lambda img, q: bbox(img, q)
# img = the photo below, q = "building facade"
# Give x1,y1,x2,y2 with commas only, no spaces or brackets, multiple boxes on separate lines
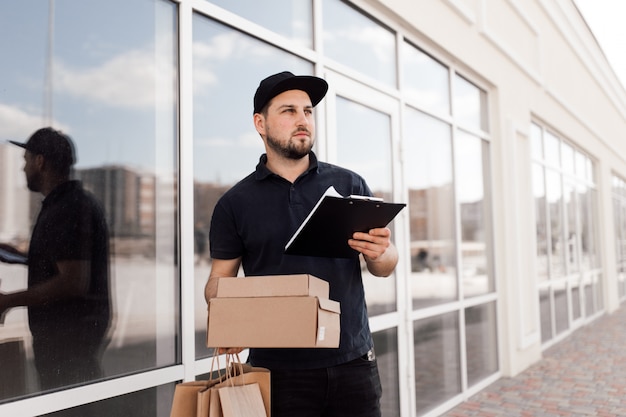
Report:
0,0,625,416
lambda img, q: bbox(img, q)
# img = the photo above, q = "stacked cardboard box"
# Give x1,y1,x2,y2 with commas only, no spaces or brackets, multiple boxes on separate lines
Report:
207,274,340,348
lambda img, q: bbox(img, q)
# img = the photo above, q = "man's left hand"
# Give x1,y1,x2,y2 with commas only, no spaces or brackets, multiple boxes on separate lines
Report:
348,227,391,260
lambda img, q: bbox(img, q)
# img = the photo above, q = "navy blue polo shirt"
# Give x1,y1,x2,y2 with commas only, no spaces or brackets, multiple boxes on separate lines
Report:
209,152,374,369
28,181,111,340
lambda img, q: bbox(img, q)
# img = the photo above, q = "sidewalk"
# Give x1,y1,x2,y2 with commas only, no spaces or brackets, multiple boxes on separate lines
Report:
442,304,626,416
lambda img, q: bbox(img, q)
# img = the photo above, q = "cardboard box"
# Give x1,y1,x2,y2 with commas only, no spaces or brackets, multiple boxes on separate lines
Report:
207,275,340,348
216,274,329,299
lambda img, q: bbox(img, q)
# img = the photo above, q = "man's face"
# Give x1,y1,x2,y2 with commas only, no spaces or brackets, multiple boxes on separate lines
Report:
259,89,316,160
23,151,43,192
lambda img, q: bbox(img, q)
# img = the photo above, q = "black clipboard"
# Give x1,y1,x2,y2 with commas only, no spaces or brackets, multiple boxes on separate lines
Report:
285,188,405,258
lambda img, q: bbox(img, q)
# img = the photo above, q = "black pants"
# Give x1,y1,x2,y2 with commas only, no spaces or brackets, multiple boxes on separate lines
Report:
269,354,382,417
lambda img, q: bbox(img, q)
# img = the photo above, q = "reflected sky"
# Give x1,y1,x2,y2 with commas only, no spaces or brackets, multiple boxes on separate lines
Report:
0,0,176,173
192,14,313,184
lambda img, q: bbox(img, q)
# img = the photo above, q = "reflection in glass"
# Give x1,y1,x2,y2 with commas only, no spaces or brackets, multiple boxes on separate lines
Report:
404,108,457,307
335,96,396,315
546,170,565,278
372,328,400,416
207,0,313,47
585,282,594,316
564,181,579,274
554,287,568,334
414,312,461,414
455,131,493,297
613,177,626,300
539,288,552,342
544,131,561,168
575,150,588,181
453,75,488,132
192,14,314,357
589,189,601,268
572,286,581,320
529,123,543,160
561,142,575,175
465,302,498,387
1,129,111,394
578,184,591,270
402,42,450,115
533,164,549,281
45,384,175,417
322,0,396,86
0,0,178,401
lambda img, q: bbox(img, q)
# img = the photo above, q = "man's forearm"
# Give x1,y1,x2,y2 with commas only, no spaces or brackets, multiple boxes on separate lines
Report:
365,243,399,277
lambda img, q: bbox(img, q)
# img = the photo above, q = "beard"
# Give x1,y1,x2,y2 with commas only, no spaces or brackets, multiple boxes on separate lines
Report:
265,129,314,160
26,171,42,192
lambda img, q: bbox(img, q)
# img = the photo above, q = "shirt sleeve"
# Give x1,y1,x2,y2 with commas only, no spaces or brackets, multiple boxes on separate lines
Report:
209,198,244,260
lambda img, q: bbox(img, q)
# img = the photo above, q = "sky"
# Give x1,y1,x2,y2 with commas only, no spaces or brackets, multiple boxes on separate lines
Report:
574,0,626,91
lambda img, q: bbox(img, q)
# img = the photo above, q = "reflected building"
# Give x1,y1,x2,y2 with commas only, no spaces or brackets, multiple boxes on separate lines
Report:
0,144,31,243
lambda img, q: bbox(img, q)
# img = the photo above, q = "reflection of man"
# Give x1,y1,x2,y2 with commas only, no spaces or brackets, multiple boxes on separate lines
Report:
0,127,111,390
205,72,398,417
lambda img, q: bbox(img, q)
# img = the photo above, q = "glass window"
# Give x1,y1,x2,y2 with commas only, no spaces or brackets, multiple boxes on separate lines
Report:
613,175,626,302
532,123,600,345
413,312,461,415
530,123,543,160
206,0,313,48
402,42,450,115
455,130,494,297
322,0,396,87
192,14,315,357
546,169,565,278
532,164,549,281
453,75,488,132
404,107,457,308
544,131,561,168
372,329,400,416
561,142,575,175
465,302,498,387
585,283,594,316
335,96,396,315
564,181,579,274
575,150,587,181
0,0,178,399
554,286,568,334
44,384,175,417
572,286,581,320
539,288,552,342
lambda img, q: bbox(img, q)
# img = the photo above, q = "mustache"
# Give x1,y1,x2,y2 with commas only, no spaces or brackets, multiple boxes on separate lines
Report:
293,127,311,135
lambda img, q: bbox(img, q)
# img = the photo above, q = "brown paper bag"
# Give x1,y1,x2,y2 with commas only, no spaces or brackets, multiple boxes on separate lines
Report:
208,387,223,417
170,355,226,417
213,362,271,417
218,383,266,417
170,354,271,417
170,380,217,417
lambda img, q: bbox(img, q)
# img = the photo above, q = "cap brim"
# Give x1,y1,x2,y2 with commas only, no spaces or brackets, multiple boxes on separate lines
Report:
269,76,328,109
8,140,27,149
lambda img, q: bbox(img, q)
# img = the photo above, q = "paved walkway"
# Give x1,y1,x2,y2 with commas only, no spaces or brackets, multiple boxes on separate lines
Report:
442,304,626,417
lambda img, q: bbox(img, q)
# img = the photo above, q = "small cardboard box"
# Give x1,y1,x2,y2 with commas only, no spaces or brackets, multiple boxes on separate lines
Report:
207,275,340,348
216,274,329,299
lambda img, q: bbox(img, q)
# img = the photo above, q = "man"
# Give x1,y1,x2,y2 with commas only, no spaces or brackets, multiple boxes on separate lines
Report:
0,127,111,390
205,71,398,417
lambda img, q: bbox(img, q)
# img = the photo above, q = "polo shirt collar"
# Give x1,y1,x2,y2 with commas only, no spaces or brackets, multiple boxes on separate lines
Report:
254,151,320,181
42,180,80,206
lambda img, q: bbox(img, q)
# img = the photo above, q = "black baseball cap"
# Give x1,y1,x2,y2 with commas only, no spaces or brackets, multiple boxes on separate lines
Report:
253,71,328,114
9,127,76,168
